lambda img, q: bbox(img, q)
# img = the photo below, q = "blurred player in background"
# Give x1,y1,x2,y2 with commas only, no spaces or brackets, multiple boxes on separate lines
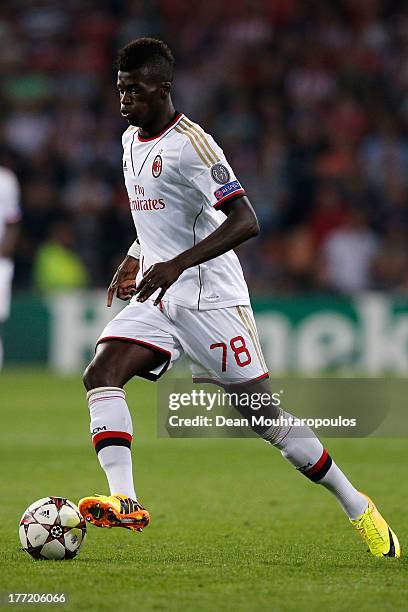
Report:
79,38,400,558
0,165,20,370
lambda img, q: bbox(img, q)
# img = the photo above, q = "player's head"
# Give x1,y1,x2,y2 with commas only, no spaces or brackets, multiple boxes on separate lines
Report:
116,37,175,127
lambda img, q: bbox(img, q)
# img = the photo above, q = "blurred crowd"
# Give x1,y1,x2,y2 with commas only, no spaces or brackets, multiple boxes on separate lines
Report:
1,0,408,295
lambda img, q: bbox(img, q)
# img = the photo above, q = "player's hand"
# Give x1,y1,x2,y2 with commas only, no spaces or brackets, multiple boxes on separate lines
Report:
135,260,183,306
107,256,140,307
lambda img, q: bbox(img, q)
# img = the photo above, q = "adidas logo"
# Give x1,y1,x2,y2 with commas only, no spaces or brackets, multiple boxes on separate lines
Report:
123,159,128,171
40,509,50,517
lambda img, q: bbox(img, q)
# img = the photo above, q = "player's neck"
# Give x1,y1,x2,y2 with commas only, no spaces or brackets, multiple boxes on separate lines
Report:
138,105,177,139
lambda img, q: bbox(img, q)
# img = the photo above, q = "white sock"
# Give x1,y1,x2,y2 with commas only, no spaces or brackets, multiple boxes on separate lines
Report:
88,386,136,500
264,410,368,519
318,462,368,519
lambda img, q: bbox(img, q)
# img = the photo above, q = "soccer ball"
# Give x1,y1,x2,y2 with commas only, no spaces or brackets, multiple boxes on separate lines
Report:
19,497,86,560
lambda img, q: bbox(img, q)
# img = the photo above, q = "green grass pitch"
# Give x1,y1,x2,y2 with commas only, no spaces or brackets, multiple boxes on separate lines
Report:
0,369,406,611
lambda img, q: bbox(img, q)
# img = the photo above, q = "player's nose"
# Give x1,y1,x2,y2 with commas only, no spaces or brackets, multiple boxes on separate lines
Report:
120,91,132,105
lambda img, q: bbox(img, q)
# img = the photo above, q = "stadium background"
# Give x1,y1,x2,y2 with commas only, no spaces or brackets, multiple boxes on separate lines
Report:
1,3,407,610
2,0,408,372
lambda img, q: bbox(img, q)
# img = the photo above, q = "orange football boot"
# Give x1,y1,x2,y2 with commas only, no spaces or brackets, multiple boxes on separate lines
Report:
78,494,150,532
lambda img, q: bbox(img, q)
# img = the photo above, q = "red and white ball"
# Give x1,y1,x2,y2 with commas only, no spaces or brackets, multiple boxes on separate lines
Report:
19,497,86,560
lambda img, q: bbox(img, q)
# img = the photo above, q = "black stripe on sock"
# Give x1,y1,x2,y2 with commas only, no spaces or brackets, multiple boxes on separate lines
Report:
95,437,131,454
309,455,333,482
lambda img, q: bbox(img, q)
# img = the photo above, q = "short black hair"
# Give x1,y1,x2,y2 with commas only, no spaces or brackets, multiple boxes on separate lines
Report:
116,37,174,82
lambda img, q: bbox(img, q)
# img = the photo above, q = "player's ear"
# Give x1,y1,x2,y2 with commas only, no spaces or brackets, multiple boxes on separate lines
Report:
160,82,171,99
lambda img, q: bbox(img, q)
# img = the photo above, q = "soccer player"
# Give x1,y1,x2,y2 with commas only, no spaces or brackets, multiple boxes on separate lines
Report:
79,38,400,558
0,165,20,369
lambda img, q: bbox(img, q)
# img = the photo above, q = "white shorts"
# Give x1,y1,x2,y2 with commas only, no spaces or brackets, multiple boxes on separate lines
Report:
97,299,268,384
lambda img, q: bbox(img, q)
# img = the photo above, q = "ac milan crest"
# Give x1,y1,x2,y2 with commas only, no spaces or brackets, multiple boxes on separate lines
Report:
152,155,162,178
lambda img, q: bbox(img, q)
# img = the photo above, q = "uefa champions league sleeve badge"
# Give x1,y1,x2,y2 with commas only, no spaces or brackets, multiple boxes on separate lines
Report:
211,163,230,185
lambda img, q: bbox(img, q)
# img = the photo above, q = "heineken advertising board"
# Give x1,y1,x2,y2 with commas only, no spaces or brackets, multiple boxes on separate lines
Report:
4,292,408,374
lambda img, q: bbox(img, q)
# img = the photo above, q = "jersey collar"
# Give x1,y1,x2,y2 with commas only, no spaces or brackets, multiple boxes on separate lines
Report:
137,112,183,142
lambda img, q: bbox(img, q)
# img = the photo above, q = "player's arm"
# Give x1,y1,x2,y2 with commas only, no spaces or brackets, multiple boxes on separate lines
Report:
0,222,20,258
135,195,259,304
107,239,140,307
174,195,259,268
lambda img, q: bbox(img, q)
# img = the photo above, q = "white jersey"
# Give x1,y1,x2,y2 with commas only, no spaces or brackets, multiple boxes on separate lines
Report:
122,112,251,310
0,166,21,245
0,166,21,322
